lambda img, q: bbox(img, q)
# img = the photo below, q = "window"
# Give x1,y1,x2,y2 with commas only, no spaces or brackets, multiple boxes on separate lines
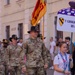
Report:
4,0,10,5
6,26,10,40
17,0,21,1
18,23,23,39
54,16,63,41
16,0,23,1
7,0,10,4
57,31,63,40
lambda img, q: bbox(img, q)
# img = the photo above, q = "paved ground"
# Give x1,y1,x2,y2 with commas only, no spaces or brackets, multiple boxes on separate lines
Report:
47,69,54,75
24,69,54,75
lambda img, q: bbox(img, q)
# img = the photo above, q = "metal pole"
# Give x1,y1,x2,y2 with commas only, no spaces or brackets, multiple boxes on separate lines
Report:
70,32,73,54
42,16,44,41
54,16,57,41
42,0,47,41
69,32,73,73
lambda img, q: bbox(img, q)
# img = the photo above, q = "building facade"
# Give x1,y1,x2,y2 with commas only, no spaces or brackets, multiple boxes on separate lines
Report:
1,0,75,49
0,0,2,40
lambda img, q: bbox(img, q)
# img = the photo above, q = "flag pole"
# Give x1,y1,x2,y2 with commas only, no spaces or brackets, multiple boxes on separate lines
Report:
68,2,74,73
69,32,73,72
42,0,46,41
70,32,73,54
42,16,44,41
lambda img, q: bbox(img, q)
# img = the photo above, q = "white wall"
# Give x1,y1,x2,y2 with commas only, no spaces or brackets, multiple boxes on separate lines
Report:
0,1,2,41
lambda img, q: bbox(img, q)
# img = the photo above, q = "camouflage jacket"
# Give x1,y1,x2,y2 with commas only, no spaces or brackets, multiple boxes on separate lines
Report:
22,37,51,68
0,47,8,65
7,44,25,67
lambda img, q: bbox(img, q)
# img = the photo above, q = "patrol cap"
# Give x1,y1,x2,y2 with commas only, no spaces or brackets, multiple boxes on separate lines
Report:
9,34,18,41
28,26,39,33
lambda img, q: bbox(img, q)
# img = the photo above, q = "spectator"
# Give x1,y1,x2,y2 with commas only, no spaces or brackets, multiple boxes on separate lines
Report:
65,37,74,54
58,37,63,43
49,37,56,69
18,38,23,47
55,37,63,55
54,41,73,75
73,42,75,47
54,42,60,56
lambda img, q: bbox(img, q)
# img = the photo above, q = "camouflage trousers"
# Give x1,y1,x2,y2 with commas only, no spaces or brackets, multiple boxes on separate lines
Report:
0,65,5,75
26,67,46,75
7,66,21,75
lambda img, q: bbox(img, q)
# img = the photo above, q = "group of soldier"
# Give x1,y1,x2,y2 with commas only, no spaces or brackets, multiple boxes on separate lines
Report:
0,26,51,75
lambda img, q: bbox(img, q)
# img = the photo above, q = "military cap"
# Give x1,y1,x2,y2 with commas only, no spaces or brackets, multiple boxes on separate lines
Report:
28,26,39,33
9,34,18,41
3,39,8,44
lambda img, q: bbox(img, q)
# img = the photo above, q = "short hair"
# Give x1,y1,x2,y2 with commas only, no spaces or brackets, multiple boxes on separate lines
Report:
65,37,70,41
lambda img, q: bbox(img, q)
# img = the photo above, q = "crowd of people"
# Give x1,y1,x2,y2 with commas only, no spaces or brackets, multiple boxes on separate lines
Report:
0,26,75,75
49,37,75,75
0,36,25,75
0,26,50,75
0,38,23,49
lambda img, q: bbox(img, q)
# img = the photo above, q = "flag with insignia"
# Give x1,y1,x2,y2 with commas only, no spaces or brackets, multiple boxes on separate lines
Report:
31,0,46,26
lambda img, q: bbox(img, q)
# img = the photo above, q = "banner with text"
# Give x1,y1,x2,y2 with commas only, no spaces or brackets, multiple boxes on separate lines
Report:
57,14,75,32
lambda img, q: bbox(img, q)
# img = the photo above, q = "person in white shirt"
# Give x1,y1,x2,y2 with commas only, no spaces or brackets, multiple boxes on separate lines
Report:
55,37,63,55
18,38,23,47
0,41,2,49
54,41,73,75
49,37,56,69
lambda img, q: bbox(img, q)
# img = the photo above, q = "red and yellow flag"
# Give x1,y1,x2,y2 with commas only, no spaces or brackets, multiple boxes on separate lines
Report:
31,0,46,26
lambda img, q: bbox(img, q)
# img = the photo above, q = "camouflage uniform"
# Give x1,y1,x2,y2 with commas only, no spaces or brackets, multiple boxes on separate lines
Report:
0,47,9,75
23,37,51,75
7,44,24,75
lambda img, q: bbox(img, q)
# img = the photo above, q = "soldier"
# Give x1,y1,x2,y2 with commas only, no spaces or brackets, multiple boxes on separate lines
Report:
22,26,51,75
7,34,25,75
0,39,9,75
